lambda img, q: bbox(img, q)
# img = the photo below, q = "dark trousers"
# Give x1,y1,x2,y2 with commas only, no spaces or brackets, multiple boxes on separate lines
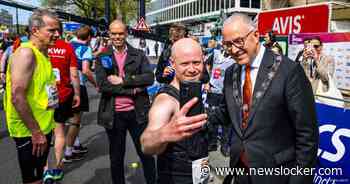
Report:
106,110,156,184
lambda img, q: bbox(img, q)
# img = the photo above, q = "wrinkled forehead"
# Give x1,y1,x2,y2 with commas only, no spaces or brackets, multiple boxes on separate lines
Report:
222,22,251,41
174,47,203,63
42,15,59,27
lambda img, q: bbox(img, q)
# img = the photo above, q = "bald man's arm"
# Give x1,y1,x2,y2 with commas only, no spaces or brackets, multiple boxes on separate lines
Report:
141,94,175,155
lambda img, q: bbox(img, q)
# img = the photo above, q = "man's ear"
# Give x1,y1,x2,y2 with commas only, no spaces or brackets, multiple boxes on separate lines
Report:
31,27,39,37
169,56,175,67
253,30,260,43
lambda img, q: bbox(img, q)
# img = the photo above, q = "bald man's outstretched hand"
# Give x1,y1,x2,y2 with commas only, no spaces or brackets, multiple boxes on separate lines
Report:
160,97,207,143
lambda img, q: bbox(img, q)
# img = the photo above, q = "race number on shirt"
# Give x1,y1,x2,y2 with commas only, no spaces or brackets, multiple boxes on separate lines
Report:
46,83,59,109
53,68,61,82
192,157,210,184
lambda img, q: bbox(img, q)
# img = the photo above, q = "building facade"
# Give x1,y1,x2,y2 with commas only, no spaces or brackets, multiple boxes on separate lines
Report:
0,9,13,31
146,0,261,26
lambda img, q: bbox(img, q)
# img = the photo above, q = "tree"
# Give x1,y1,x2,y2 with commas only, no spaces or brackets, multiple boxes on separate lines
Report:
40,0,151,23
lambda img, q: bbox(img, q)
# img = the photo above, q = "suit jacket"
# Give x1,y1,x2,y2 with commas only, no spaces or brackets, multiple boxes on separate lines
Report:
214,50,319,184
95,43,154,129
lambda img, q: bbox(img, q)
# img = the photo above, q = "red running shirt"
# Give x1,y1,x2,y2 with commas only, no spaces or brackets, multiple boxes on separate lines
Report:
48,39,78,103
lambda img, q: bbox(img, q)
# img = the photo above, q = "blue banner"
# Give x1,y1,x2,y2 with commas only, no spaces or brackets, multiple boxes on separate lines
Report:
63,22,81,32
315,103,350,184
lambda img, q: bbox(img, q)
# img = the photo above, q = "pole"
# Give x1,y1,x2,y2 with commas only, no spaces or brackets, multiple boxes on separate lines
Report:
139,0,145,20
16,7,19,34
105,0,110,24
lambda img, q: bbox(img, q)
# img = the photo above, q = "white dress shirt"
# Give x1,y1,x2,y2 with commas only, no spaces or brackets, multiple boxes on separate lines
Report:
241,45,266,94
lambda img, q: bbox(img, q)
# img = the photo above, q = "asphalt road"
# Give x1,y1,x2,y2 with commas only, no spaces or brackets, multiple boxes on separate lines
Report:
0,84,147,184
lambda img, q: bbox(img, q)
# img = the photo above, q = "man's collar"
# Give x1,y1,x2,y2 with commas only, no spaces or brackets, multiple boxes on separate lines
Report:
250,44,265,69
112,44,128,53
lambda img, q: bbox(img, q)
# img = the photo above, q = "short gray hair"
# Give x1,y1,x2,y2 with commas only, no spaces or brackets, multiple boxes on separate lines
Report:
29,9,59,33
223,13,257,31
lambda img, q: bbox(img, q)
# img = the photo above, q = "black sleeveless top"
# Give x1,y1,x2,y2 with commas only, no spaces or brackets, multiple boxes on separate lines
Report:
156,84,209,180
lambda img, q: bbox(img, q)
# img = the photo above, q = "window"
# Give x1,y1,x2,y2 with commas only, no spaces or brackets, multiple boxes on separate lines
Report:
231,0,235,8
240,0,249,8
216,0,220,10
225,0,230,9
251,0,260,8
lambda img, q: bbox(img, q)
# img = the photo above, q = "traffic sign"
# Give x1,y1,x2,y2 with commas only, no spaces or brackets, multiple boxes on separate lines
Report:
135,17,150,32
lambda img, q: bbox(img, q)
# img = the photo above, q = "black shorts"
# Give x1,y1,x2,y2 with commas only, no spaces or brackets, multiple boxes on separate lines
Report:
54,93,74,123
72,85,89,112
13,132,52,183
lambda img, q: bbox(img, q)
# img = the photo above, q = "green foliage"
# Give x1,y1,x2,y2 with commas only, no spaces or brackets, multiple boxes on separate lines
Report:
40,0,151,23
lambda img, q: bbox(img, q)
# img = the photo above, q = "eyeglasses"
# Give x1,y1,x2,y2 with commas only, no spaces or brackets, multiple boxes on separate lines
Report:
222,29,254,49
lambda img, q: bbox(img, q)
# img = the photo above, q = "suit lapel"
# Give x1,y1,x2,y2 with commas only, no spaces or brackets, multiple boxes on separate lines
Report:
245,51,275,135
225,64,243,138
124,44,137,67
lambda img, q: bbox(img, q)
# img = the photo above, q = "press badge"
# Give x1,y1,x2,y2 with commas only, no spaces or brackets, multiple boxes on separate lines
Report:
53,68,60,82
46,83,59,109
192,157,210,184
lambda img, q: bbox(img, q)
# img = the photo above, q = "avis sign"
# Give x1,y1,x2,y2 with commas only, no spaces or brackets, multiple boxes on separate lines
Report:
258,4,329,35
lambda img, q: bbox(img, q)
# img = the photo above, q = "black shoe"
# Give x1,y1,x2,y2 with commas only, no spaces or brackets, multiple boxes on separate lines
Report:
62,152,84,163
73,145,88,154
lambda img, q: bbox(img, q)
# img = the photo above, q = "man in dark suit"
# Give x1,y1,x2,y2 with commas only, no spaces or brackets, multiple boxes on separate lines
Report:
215,13,319,184
95,20,156,184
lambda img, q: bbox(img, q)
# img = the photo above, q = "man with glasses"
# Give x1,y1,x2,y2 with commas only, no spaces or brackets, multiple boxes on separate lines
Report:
212,13,318,184
95,20,156,184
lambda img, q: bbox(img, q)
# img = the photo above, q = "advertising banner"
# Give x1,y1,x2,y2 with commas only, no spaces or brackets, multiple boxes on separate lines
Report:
288,32,350,92
63,22,81,32
258,4,329,35
315,103,350,184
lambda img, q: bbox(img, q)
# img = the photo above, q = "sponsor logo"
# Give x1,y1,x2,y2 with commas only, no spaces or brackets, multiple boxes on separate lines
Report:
48,48,66,55
272,15,303,34
318,124,350,162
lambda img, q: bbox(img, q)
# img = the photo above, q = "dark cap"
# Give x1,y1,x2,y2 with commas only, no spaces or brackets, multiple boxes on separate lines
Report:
170,23,186,30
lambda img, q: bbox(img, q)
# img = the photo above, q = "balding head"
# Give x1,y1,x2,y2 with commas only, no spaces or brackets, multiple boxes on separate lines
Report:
109,20,127,31
223,13,256,33
171,38,202,60
170,38,203,82
109,19,128,49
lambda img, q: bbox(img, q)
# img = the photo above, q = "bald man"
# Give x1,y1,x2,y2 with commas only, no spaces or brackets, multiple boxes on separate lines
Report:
141,38,209,184
95,20,156,184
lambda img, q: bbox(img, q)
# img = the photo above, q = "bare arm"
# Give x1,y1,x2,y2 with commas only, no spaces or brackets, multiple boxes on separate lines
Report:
11,48,39,131
82,60,97,87
70,66,80,107
141,95,207,155
11,48,48,156
141,94,176,155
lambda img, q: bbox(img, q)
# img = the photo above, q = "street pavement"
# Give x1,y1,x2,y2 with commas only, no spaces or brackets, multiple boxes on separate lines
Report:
0,56,231,184
0,84,147,184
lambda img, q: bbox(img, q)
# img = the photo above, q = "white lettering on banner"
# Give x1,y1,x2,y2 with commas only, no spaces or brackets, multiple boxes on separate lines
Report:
48,48,66,55
318,124,350,162
272,15,303,34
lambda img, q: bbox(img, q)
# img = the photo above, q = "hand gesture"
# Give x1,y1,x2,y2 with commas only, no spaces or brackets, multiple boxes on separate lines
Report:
162,66,174,77
72,95,80,108
31,130,48,157
160,98,207,143
107,75,123,85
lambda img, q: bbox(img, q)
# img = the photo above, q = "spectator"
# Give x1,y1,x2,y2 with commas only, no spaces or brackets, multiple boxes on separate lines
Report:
4,9,59,184
95,20,156,184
